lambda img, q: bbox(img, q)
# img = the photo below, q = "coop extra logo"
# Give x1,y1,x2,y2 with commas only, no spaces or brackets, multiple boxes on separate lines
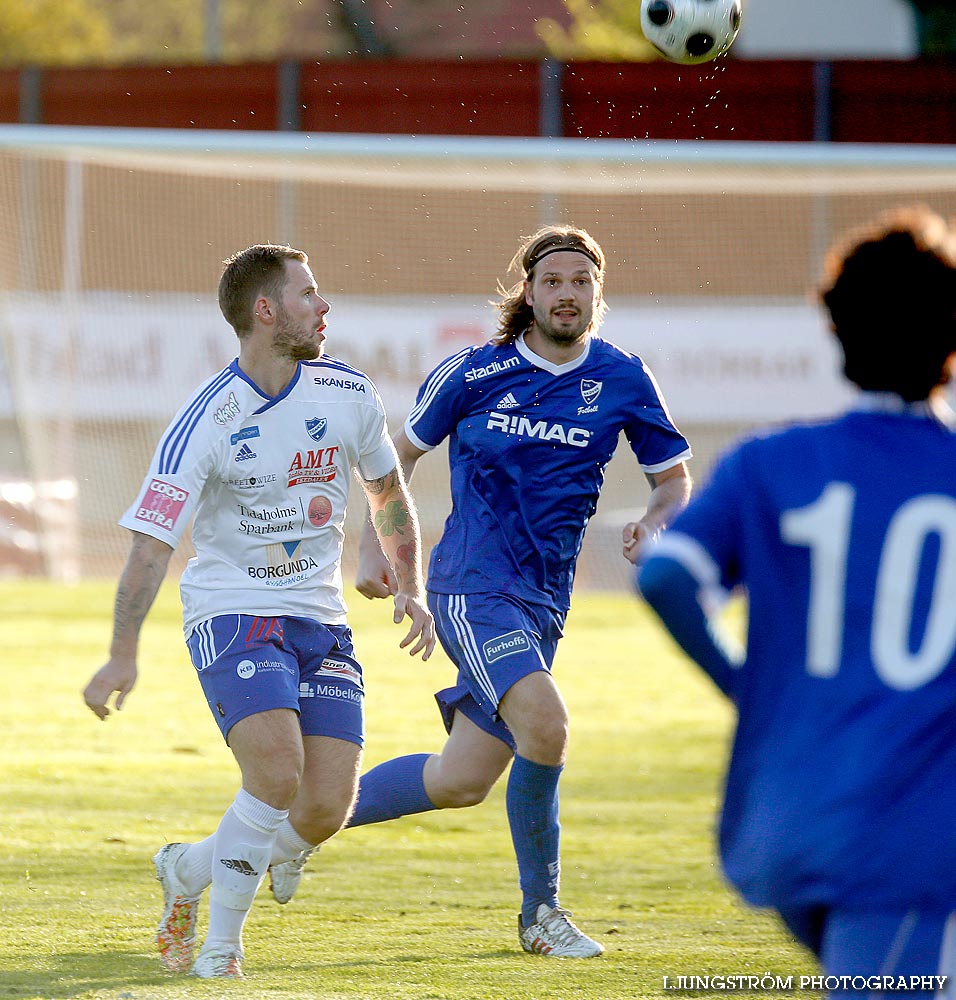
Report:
134,479,190,531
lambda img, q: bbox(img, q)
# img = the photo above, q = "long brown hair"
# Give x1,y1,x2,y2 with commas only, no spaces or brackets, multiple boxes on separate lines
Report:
493,225,608,345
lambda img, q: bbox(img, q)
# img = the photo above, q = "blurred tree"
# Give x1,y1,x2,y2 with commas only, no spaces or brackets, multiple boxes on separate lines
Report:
536,0,655,60
906,0,956,53
93,0,346,63
90,0,202,61
0,0,111,66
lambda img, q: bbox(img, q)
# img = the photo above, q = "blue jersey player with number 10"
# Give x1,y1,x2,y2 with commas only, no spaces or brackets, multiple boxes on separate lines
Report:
638,206,956,995
269,225,693,956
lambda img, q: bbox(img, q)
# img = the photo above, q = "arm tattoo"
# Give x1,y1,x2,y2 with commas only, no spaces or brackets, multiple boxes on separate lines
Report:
396,541,415,571
362,468,400,497
374,500,409,537
112,537,167,643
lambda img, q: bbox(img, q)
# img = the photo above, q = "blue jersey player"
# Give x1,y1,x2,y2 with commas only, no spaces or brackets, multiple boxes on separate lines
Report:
638,206,956,995
270,225,693,956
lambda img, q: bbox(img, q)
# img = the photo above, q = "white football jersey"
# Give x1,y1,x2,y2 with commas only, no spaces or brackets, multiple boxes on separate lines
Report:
120,356,397,632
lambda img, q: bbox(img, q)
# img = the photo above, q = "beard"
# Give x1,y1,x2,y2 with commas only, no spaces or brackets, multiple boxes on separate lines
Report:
273,306,322,361
532,303,592,346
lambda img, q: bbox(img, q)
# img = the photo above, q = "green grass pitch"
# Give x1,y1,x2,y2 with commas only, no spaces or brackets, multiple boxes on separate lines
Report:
0,580,819,999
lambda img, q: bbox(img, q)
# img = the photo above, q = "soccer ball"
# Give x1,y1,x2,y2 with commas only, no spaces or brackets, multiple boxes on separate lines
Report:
640,0,742,65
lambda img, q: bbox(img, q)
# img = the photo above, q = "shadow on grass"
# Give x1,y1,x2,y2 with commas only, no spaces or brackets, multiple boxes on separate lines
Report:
279,949,519,972
0,950,188,998
0,947,525,998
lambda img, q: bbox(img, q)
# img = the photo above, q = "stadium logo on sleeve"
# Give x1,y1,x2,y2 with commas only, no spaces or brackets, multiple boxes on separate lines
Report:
305,417,328,442
483,629,532,663
464,356,521,381
135,478,189,531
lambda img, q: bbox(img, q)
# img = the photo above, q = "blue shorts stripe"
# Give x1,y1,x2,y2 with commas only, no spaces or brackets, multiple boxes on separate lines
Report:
880,911,920,976
429,591,564,746
447,595,499,709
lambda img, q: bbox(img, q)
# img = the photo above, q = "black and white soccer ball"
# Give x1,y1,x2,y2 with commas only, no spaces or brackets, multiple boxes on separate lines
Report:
640,0,742,65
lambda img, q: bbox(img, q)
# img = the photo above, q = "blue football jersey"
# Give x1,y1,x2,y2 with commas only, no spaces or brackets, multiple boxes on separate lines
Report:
406,333,691,612
649,396,956,911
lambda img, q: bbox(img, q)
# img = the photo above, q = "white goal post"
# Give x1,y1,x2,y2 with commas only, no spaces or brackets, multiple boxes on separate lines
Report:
1,125,954,586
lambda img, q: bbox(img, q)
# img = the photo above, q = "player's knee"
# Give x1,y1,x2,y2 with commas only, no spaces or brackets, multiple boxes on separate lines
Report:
237,752,302,809
266,765,303,807
518,717,568,765
427,762,498,808
437,777,494,809
300,794,355,843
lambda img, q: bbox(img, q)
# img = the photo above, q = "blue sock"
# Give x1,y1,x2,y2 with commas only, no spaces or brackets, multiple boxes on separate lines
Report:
346,753,436,827
506,755,563,927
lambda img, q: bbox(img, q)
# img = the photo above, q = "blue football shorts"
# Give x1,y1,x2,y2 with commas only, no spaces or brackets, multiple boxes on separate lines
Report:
185,614,364,746
779,905,956,997
428,591,565,751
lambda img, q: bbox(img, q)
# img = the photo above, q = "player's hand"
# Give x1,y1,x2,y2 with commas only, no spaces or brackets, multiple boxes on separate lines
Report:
622,520,660,565
356,540,398,599
83,657,138,720
392,592,436,661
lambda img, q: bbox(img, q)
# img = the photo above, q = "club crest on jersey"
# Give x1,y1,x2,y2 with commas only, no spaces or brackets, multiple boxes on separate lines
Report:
580,379,602,405
305,417,328,442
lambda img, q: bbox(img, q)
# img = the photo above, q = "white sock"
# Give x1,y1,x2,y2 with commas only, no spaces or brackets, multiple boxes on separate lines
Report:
204,788,288,952
177,816,316,895
270,819,316,866
176,835,215,895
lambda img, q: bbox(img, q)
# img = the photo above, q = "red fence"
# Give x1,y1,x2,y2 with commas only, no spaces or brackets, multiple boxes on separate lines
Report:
3,57,955,143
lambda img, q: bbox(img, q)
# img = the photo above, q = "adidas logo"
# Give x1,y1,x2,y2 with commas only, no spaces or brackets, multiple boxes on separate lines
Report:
220,858,260,876
496,392,520,409
235,443,257,462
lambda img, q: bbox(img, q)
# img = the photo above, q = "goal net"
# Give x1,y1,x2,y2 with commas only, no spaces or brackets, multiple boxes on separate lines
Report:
1,127,955,589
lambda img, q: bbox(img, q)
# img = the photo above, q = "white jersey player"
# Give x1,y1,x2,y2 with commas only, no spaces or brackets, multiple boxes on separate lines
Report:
84,244,435,980
120,356,397,632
